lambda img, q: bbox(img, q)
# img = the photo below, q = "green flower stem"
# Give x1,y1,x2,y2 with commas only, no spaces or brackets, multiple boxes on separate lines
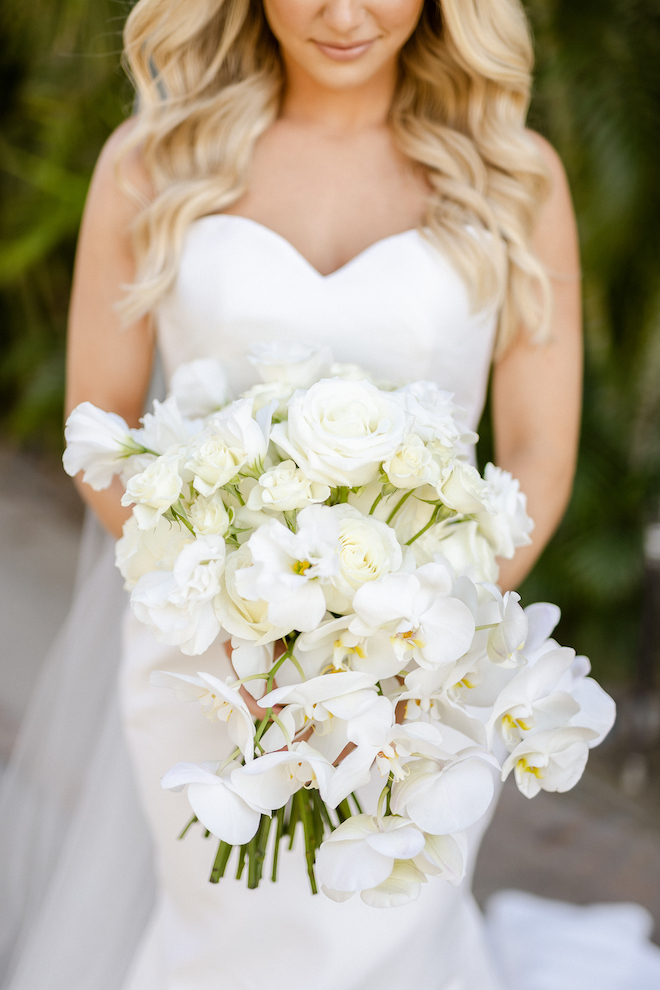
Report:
235,844,247,881
335,798,352,823
170,507,195,535
350,791,363,815
254,814,273,887
405,505,441,546
209,840,233,884
178,814,198,839
312,789,335,833
271,806,286,882
368,490,384,515
246,830,259,889
298,791,319,895
287,792,301,850
386,489,414,524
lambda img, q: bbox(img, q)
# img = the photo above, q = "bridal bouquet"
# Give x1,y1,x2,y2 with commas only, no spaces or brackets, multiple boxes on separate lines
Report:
63,344,615,908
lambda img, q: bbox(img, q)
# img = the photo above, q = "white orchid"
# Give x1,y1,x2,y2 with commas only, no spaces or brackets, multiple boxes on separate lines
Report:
235,505,339,632
271,378,409,487
396,664,488,745
248,341,332,388
121,453,184,530
130,535,226,654
316,814,426,906
161,761,263,844
563,655,616,746
295,615,405,680
502,726,598,798
390,747,496,835
168,358,229,418
483,589,529,667
413,830,468,886
62,402,145,490
246,460,330,512
150,669,255,761
231,741,335,808
228,637,274,700
351,562,475,670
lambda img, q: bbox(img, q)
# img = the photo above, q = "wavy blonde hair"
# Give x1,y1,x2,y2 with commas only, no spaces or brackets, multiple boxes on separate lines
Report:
119,0,551,354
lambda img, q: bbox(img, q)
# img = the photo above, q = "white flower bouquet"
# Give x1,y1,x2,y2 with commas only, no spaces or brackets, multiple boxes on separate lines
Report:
64,344,615,908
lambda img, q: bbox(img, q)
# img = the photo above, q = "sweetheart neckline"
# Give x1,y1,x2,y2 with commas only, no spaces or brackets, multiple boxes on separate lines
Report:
192,213,422,280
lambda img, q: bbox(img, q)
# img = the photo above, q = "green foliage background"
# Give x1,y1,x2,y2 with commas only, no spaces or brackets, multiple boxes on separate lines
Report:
0,0,659,681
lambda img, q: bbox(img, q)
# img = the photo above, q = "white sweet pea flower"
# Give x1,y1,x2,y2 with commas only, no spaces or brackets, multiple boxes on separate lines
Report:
168,358,229,418
350,562,475,670
325,505,403,609
271,379,409,487
476,463,534,559
206,396,274,473
115,515,193,590
317,814,426,905
235,505,339,632
246,460,330,512
392,382,477,448
390,748,496,834
150,670,255,762
215,544,292,645
161,761,263,844
63,402,144,490
501,726,598,798
231,741,335,809
414,519,498,583
486,647,580,750
121,453,184,530
382,434,441,490
189,493,231,536
248,341,332,387
130,535,226,655
437,461,494,515
133,396,197,454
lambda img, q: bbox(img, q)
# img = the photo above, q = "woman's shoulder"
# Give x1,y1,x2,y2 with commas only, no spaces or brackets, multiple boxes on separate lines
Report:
85,118,154,223
525,129,570,194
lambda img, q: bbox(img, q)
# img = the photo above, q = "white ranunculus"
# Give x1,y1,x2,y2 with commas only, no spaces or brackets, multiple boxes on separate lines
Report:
350,562,475,670
168,358,229,418
161,761,263,844
215,544,291,644
390,750,496,835
393,381,477,448
316,814,425,901
133,396,197,455
476,463,534,559
246,460,330,512
63,402,140,490
121,453,184,529
382,434,441,490
328,505,403,605
207,396,273,470
189,493,231,536
235,505,339,632
184,438,246,497
130,535,226,654
115,514,193,590
151,670,255,762
438,461,494,515
271,379,409,487
240,382,294,418
414,519,498,583
501,726,598,798
248,341,332,387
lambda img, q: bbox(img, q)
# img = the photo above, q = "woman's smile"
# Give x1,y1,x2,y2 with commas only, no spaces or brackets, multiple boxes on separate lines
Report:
312,38,378,60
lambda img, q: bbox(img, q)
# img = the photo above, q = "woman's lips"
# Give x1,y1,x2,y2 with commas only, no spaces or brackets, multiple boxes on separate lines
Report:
313,39,376,61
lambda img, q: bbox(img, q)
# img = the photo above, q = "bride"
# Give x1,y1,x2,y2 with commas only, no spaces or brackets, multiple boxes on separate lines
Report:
2,0,659,988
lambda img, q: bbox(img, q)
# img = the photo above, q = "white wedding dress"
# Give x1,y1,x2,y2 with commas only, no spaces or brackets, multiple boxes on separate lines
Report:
2,214,660,990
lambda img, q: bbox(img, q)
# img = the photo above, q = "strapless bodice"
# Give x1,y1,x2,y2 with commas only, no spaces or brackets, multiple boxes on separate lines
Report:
155,215,498,430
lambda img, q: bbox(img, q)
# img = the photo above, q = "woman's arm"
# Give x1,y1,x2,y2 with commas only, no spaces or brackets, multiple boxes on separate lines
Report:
492,133,582,591
65,121,155,538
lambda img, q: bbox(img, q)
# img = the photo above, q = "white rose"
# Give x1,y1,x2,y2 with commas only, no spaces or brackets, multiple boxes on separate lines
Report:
438,461,493,515
189,493,231,536
121,453,183,529
216,545,292,644
240,382,294,417
115,514,193,590
185,438,246,497
130,536,226,655
327,506,403,607
415,519,498,583
248,342,332,387
476,463,534,559
271,379,409,487
246,460,330,512
169,358,229,418
383,434,441,489
393,381,477,448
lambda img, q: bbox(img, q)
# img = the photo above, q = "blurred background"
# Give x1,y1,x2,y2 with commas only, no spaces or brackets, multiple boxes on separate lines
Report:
0,0,659,931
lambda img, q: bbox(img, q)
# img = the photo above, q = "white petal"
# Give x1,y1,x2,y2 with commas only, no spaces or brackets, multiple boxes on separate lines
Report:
365,825,425,860
315,838,393,892
188,780,262,844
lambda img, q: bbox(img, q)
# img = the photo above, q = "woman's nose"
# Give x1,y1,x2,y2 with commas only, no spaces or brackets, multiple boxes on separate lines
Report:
320,0,367,35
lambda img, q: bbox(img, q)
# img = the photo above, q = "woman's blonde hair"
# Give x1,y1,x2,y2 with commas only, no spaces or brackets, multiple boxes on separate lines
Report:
119,0,551,354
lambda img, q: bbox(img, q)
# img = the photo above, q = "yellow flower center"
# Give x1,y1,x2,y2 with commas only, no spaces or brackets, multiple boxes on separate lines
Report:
292,559,311,575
